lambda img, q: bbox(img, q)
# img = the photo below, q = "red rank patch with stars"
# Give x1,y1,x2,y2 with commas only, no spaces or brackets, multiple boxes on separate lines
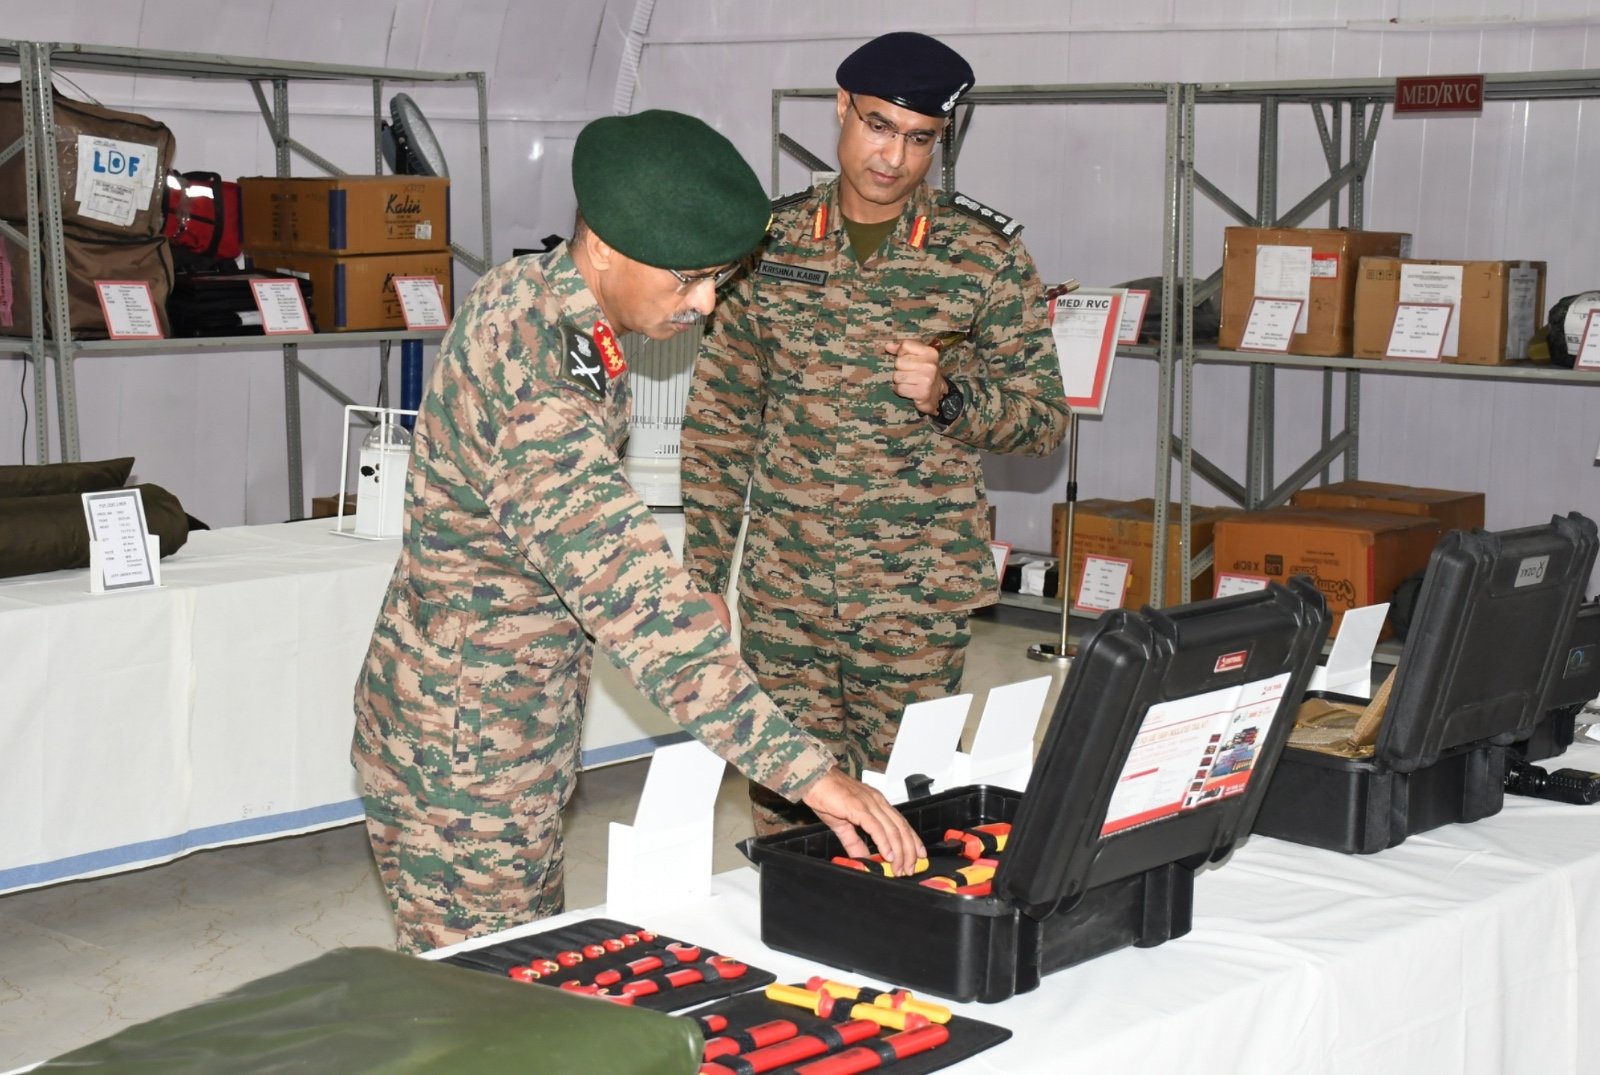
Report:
593,321,626,378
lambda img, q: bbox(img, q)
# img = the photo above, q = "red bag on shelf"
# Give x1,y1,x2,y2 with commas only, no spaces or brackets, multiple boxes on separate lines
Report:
163,170,243,260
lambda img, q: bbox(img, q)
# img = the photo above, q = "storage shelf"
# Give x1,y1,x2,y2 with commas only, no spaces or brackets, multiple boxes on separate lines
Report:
1121,343,1600,386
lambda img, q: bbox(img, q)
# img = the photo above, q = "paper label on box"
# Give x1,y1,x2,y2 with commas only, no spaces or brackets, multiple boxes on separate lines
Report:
1254,245,1312,334
1100,673,1290,837
1399,264,1464,357
1310,253,1340,279
415,222,433,241
74,136,160,227
1506,265,1540,360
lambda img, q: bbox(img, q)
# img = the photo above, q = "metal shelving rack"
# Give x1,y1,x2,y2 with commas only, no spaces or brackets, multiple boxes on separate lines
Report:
1,40,492,516
772,72,1600,613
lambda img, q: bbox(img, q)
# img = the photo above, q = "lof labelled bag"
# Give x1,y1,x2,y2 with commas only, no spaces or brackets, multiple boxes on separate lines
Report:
0,82,176,239
0,222,173,339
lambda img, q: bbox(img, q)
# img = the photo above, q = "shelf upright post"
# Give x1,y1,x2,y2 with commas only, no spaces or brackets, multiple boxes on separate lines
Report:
1247,96,1280,510
1344,99,1370,481
30,43,82,462
16,41,50,464
267,77,307,518
1178,83,1197,605
1149,82,1185,609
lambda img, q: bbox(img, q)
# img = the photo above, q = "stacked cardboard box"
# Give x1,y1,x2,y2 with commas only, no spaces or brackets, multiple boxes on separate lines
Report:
1288,480,1485,536
1052,498,1237,609
1352,258,1545,365
240,176,452,332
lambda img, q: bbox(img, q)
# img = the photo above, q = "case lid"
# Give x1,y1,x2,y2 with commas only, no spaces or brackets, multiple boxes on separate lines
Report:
1546,599,1600,711
995,578,1330,920
1377,513,1598,772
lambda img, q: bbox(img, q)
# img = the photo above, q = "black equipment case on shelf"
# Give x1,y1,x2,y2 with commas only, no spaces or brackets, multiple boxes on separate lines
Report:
742,579,1331,1003
1254,513,1598,854
1516,599,1600,762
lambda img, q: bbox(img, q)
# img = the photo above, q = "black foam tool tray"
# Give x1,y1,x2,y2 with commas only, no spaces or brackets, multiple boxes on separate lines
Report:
682,982,1011,1075
441,916,776,1013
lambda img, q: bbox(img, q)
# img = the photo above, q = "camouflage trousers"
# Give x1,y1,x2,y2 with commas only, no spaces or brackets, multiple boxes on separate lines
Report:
738,596,969,834
352,592,590,955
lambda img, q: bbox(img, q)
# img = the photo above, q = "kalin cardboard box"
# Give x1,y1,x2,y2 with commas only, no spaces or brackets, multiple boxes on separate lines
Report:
1352,258,1546,365
1211,507,1440,633
1220,227,1411,356
251,250,452,332
1052,498,1237,607
240,176,449,255
1289,480,1484,537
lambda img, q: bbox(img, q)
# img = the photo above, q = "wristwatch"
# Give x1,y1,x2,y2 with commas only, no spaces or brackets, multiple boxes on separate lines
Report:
932,380,965,427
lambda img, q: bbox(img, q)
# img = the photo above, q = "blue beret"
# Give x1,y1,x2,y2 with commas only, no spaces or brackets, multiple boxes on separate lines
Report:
835,32,974,118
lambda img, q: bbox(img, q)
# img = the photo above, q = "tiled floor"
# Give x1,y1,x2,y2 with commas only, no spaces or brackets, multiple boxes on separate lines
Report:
0,610,1068,1069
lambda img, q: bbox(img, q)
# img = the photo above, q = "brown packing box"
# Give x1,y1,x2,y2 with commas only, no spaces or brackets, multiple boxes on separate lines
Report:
1352,257,1547,365
1212,507,1442,634
1220,227,1412,356
251,251,453,332
1289,479,1485,537
240,176,449,255
1052,498,1237,608
310,493,359,519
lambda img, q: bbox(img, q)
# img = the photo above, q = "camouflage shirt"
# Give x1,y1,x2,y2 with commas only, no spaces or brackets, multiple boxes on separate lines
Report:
353,245,836,801
681,180,1069,619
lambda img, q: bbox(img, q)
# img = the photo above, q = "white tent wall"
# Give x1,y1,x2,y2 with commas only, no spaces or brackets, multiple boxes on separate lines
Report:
632,1,1600,581
1,1,1597,584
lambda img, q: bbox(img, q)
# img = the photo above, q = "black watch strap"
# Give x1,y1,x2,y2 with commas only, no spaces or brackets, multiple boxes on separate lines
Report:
932,381,965,427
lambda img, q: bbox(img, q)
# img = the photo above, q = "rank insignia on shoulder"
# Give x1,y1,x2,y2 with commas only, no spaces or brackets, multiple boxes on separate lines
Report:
560,325,606,400
593,320,626,379
947,192,1023,240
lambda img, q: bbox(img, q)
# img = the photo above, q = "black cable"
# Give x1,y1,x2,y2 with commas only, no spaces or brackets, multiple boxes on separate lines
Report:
17,357,27,463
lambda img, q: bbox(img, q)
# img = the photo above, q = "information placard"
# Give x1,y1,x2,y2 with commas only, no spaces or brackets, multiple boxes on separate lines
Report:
1384,302,1453,361
1052,287,1126,416
250,278,314,335
1117,288,1151,346
95,281,163,340
81,488,157,591
1215,573,1271,599
1575,309,1600,372
1237,297,1302,353
1073,554,1132,614
393,275,450,330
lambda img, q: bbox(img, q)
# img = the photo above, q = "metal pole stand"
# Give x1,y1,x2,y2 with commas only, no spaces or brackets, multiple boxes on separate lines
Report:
1028,411,1079,666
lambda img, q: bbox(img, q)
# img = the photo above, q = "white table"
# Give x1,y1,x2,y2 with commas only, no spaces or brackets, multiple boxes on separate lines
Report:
0,517,691,894
435,741,1600,1075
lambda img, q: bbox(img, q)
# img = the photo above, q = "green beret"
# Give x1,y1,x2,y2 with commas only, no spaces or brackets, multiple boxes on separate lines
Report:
572,110,770,270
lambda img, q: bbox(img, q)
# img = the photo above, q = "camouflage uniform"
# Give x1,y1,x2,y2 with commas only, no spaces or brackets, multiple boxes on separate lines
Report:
352,245,836,953
682,178,1069,830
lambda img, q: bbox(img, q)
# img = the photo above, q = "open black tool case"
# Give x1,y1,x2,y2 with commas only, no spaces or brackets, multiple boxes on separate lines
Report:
1254,513,1598,854
743,580,1330,1003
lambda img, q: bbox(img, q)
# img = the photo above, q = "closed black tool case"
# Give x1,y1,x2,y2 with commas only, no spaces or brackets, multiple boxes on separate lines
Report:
743,579,1330,1003
1255,513,1598,854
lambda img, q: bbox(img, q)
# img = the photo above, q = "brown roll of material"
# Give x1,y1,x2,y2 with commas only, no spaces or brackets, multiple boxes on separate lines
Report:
0,456,134,498
0,483,193,579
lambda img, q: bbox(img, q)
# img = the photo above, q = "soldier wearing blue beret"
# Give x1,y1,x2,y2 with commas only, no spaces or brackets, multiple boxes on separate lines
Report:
683,35,1069,834
352,110,923,953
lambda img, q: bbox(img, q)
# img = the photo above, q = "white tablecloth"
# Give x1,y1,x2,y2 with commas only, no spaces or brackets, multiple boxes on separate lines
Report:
434,741,1600,1075
0,517,688,894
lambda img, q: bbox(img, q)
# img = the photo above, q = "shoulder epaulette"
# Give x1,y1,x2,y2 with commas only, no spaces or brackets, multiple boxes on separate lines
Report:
770,189,812,212
943,191,1023,240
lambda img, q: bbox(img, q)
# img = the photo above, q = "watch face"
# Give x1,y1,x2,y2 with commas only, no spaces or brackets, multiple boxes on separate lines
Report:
938,386,963,423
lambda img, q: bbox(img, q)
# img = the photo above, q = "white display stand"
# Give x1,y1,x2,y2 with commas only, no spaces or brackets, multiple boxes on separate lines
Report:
332,405,417,541
605,740,726,921
1305,602,1390,699
87,535,161,594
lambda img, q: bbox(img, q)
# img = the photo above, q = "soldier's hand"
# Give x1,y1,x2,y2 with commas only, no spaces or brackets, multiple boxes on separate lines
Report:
801,768,926,876
705,593,732,633
884,339,947,416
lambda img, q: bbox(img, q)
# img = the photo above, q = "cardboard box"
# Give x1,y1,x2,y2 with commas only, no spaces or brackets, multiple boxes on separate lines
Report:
1352,257,1546,365
1289,480,1485,537
1220,227,1411,356
250,251,453,332
310,493,358,519
240,176,449,255
1212,507,1442,633
1052,498,1237,608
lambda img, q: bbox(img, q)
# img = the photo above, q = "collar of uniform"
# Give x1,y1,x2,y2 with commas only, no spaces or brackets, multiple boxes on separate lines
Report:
544,242,607,337
816,180,940,258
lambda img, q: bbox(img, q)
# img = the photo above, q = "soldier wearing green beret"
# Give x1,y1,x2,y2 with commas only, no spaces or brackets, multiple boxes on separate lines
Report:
682,34,1071,834
352,110,923,953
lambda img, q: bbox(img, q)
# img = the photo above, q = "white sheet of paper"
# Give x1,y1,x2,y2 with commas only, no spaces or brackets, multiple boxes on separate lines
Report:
250,279,313,334
1020,560,1049,597
96,282,161,339
1239,297,1302,353
1051,289,1122,416
1118,289,1151,345
1254,245,1313,334
989,541,1011,585
393,276,450,330
1506,265,1541,360
1307,602,1390,699
1576,310,1600,372
1385,302,1453,361
74,135,159,227
82,489,156,590
1075,555,1131,613
961,676,1052,791
1215,573,1270,598
1399,263,1464,357
630,739,726,829
862,695,971,803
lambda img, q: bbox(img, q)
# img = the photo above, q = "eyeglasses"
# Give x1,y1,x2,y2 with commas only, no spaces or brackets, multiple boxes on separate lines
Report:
849,96,942,157
667,263,741,294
